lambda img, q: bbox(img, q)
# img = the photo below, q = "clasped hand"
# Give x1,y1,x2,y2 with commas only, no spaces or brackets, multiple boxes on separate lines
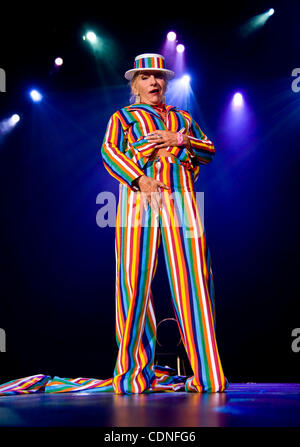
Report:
137,175,169,215
136,131,190,214
146,130,186,149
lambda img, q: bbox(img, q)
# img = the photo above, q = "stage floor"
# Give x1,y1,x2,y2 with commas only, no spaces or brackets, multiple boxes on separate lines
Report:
0,383,299,427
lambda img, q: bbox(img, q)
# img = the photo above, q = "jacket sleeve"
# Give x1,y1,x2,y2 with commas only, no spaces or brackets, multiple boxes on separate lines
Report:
187,118,215,165
101,112,145,189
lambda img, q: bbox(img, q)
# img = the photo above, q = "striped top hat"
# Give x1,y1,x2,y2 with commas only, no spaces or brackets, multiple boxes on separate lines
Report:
124,53,175,81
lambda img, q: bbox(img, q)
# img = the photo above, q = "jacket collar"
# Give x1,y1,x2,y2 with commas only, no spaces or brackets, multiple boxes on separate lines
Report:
126,103,177,120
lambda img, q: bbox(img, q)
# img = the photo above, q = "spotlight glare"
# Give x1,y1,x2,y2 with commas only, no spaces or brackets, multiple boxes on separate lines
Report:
167,31,176,41
86,31,97,43
54,57,63,66
0,114,20,135
29,89,43,102
176,44,185,53
181,74,191,85
232,92,243,107
11,114,20,125
240,8,275,37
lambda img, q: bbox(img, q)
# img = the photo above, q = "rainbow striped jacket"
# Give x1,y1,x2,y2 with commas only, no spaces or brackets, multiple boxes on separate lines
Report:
101,103,215,189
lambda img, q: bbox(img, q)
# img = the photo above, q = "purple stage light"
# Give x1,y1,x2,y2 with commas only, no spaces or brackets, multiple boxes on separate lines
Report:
167,31,176,42
161,32,177,72
176,44,185,53
218,90,256,154
54,57,63,66
232,92,244,108
174,45,186,76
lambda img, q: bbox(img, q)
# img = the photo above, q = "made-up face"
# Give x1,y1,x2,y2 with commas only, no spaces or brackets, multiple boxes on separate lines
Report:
132,71,167,105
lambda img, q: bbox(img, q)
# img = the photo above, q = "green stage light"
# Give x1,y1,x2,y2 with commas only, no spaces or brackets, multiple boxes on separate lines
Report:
86,31,97,43
82,30,104,54
240,8,275,37
83,31,98,43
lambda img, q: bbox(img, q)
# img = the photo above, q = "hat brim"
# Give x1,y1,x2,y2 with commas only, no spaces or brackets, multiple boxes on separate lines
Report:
125,68,175,81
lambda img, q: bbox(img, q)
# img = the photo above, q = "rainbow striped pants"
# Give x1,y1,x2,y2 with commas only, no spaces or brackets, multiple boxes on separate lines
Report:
113,156,228,394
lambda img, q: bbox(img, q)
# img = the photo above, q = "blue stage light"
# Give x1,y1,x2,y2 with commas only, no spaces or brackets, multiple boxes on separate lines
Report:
181,74,191,85
29,89,43,102
0,114,20,136
10,114,20,124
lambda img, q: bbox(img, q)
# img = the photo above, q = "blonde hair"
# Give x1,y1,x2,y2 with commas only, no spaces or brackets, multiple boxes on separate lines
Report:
129,71,168,104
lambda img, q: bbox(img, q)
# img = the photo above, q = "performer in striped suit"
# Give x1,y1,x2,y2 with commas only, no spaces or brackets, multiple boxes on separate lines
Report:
101,53,228,394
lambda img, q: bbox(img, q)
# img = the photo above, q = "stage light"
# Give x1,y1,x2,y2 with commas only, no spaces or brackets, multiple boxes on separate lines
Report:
174,45,186,77
0,114,20,136
29,89,43,102
167,31,176,42
232,92,244,108
240,8,275,37
10,114,20,125
176,44,185,53
82,30,104,55
161,31,177,69
219,91,256,154
181,74,191,85
166,74,193,111
86,31,97,43
54,57,63,66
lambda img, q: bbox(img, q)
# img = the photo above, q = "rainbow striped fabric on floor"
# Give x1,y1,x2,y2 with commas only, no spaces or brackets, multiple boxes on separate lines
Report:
0,366,189,396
